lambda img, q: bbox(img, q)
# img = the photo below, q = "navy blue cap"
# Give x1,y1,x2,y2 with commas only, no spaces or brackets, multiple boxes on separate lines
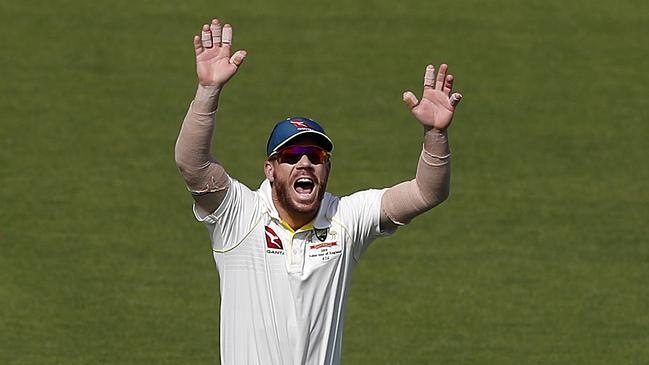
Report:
266,117,334,156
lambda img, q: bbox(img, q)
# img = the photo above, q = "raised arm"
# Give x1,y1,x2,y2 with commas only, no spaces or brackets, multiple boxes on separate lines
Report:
380,63,463,230
175,18,247,216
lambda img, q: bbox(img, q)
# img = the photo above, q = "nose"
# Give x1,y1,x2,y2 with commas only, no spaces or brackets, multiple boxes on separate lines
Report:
295,154,313,168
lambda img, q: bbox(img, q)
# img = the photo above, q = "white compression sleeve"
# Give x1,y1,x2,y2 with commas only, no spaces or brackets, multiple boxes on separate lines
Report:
381,129,451,225
174,85,230,195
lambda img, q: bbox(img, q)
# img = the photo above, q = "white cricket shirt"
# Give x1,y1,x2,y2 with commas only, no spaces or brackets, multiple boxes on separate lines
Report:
193,177,394,365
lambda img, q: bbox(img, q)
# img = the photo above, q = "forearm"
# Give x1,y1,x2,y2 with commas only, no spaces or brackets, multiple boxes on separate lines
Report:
174,85,229,195
381,128,451,225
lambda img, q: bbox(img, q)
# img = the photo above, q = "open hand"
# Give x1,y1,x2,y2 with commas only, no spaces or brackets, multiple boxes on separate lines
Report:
403,64,462,131
193,18,247,87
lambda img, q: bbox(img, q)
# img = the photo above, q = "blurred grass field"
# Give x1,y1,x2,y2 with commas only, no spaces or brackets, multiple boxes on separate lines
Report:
1,0,648,363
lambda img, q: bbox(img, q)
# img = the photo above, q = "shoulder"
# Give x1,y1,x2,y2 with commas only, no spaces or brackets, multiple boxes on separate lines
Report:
338,188,387,210
328,188,387,226
195,177,265,225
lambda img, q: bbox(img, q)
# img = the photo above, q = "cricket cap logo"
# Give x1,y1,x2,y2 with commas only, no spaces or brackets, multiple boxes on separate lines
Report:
289,119,312,130
264,226,283,250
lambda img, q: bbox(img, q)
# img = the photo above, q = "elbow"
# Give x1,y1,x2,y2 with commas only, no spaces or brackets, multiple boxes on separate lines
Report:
435,180,452,207
174,140,195,173
415,177,450,209
421,187,449,210
438,185,450,205
174,144,186,171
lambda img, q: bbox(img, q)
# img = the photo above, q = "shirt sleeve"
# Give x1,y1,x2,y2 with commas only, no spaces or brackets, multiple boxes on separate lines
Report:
336,188,396,261
193,176,261,252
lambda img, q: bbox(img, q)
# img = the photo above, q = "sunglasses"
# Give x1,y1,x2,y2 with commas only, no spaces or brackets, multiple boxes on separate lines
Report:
270,145,331,165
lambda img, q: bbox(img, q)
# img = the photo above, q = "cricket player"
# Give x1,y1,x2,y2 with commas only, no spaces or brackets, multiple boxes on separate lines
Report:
175,17,462,365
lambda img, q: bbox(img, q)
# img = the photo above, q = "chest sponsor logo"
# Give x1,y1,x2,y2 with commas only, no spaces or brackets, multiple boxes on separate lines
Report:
264,226,284,255
308,241,342,262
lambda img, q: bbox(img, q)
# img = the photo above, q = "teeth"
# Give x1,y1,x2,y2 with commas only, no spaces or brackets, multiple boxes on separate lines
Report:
297,178,313,183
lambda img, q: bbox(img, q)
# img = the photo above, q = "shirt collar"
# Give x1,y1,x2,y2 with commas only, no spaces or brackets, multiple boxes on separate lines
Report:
258,179,332,231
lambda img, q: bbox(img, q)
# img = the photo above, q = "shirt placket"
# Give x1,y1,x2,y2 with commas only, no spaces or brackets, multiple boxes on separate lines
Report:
286,231,306,274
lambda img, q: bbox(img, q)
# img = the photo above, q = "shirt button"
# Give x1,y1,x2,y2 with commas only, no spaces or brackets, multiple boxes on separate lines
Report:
293,249,298,254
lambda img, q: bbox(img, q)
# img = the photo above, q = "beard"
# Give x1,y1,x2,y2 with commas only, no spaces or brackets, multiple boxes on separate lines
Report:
273,171,327,217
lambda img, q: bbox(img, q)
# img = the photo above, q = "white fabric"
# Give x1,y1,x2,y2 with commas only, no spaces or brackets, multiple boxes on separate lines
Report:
193,177,394,365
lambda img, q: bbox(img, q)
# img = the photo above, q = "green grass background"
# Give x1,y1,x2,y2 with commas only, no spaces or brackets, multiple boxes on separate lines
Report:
1,0,648,363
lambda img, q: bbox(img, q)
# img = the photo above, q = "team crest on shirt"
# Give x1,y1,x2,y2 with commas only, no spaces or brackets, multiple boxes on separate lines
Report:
264,226,284,255
314,228,328,242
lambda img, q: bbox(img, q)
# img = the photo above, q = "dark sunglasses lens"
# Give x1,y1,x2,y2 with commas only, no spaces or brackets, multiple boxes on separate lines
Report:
277,146,329,164
280,152,301,164
306,151,329,164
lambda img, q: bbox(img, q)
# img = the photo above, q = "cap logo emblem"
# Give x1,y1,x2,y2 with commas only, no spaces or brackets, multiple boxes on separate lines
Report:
290,119,312,130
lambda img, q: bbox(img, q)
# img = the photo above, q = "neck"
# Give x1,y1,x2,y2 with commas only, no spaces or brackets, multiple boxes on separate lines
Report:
270,191,318,230
272,201,316,231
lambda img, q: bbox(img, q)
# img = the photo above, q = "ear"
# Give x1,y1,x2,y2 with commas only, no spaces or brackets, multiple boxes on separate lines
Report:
264,160,275,182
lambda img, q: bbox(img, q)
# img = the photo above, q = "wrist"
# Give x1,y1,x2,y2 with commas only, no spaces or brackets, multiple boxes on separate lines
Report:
423,127,450,156
423,125,447,133
195,84,221,100
192,84,221,114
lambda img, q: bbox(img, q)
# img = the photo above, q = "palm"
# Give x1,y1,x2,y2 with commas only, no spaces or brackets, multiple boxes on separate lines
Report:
192,19,246,87
403,64,462,131
196,45,236,86
412,89,455,130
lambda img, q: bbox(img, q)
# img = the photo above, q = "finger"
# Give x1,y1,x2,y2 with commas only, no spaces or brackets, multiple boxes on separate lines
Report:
449,92,462,108
403,91,419,109
222,24,233,48
435,63,448,90
443,74,454,95
193,35,204,56
201,24,212,48
229,50,247,67
210,19,222,46
423,64,435,89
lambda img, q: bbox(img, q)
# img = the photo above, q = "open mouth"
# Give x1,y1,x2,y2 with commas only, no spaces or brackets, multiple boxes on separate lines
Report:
294,177,315,195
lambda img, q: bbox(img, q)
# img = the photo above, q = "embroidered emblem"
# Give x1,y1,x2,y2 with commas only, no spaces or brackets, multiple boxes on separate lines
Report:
289,119,311,130
310,241,337,250
265,226,283,250
307,241,342,262
314,228,328,242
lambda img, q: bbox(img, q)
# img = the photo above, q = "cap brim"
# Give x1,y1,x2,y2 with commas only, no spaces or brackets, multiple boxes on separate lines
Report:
270,130,334,154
